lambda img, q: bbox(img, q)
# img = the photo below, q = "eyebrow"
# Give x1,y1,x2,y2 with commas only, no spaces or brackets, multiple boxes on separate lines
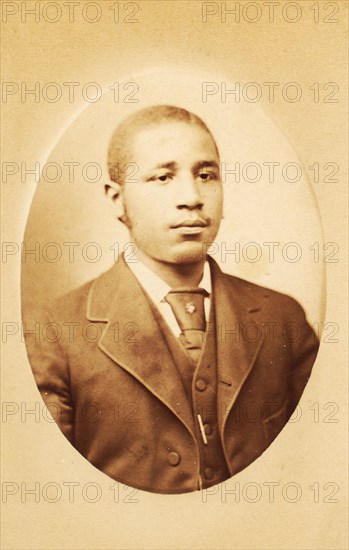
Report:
149,160,220,172
192,160,220,172
152,161,178,171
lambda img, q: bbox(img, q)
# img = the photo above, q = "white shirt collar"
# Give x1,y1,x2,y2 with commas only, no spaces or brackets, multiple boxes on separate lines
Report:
127,255,212,306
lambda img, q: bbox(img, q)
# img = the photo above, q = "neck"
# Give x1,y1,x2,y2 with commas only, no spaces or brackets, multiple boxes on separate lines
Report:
135,250,206,289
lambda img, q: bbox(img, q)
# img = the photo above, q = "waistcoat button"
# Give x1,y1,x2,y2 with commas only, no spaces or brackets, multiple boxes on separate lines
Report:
195,379,206,391
204,467,214,480
168,451,181,466
204,424,213,435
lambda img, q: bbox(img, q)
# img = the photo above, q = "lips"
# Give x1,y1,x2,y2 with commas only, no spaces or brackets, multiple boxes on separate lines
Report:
171,218,208,229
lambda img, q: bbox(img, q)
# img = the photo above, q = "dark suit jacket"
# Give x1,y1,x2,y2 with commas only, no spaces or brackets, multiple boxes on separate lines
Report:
24,256,319,494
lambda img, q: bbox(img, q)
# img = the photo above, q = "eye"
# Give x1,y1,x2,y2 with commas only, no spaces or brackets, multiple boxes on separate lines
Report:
199,173,210,181
147,173,173,183
197,170,217,182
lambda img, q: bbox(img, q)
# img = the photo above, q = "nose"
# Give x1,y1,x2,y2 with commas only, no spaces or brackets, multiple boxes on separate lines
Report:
175,175,203,210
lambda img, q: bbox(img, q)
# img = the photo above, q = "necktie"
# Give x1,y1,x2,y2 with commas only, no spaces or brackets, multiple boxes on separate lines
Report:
165,288,208,365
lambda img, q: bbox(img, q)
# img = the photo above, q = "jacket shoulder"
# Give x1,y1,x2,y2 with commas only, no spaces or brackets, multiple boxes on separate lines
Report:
37,279,93,324
223,272,308,320
46,262,123,322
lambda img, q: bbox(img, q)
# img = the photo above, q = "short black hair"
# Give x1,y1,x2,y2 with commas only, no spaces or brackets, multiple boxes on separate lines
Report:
108,105,219,185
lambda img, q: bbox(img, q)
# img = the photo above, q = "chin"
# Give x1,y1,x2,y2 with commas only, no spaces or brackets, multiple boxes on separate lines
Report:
166,242,207,264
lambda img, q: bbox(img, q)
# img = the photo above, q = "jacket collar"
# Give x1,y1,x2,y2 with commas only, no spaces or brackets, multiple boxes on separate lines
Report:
87,257,196,436
208,258,265,438
86,255,265,437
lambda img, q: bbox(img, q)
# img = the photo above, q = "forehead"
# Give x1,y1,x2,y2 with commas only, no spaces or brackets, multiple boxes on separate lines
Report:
130,121,219,166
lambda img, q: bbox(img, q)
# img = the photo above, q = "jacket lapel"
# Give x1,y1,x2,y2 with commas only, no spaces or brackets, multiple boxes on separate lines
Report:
86,259,195,436
209,258,265,439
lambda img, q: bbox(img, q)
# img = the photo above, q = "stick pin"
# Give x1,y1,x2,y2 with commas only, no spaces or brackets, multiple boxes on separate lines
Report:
185,302,196,314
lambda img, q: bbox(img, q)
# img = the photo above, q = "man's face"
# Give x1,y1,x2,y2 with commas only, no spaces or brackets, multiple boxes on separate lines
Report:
119,121,223,264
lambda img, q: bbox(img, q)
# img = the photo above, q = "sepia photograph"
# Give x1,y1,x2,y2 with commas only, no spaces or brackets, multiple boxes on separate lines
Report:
2,1,348,549
22,99,321,494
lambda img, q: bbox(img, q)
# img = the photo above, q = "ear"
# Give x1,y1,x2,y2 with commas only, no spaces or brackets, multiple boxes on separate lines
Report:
104,181,126,222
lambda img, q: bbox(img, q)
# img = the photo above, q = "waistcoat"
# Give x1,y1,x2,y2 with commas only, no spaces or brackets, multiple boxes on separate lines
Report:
147,295,230,490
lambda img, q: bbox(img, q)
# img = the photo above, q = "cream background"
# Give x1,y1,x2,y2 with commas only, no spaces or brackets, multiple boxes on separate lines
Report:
2,1,348,549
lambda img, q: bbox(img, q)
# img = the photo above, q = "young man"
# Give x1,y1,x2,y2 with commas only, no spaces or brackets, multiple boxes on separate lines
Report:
25,105,319,494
